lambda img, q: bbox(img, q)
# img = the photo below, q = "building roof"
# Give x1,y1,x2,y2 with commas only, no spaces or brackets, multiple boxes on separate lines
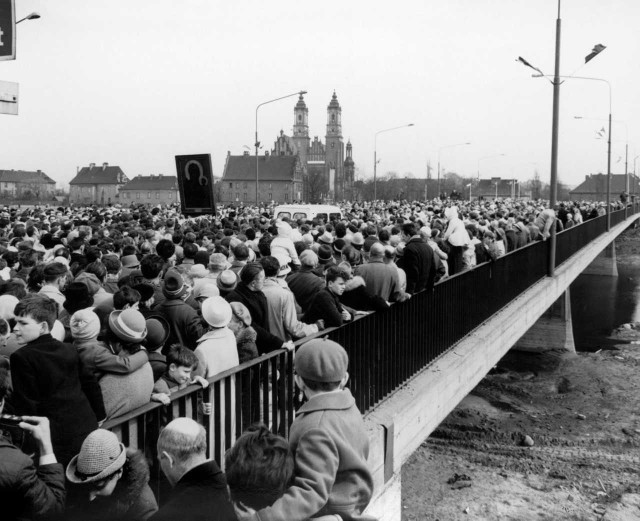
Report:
222,155,299,182
120,175,178,191
570,173,639,194
70,164,128,185
0,169,55,184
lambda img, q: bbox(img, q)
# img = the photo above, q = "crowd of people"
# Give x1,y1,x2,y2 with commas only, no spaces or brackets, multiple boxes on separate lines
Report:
0,195,624,520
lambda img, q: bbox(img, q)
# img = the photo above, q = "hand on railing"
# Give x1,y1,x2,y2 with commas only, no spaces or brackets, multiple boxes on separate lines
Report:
282,340,295,352
316,319,326,331
191,375,209,389
151,392,171,406
201,402,212,415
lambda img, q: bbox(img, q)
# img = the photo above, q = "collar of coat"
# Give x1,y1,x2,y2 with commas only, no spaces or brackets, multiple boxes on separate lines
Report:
297,388,356,415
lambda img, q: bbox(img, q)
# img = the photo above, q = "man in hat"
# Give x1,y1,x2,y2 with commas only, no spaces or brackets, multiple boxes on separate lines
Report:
154,269,205,352
152,418,236,521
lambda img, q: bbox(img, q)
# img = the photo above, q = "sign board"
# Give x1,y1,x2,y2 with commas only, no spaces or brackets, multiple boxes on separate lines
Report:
0,0,15,61
0,80,18,115
175,154,216,216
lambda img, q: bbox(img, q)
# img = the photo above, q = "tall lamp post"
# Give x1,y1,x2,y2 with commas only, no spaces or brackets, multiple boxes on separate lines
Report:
438,142,471,198
255,90,307,205
520,1,607,274
373,123,414,201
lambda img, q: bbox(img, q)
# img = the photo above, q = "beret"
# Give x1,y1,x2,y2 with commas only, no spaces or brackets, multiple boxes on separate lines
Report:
295,338,348,382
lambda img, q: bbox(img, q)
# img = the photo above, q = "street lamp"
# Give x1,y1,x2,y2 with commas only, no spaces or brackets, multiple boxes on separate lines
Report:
16,12,40,24
438,142,471,198
373,123,414,201
255,90,306,205
477,153,506,180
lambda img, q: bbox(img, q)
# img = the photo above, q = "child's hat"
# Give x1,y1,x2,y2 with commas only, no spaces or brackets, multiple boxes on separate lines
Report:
295,338,348,382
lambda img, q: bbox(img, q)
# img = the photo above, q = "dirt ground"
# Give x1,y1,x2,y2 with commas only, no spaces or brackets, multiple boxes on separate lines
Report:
401,227,640,521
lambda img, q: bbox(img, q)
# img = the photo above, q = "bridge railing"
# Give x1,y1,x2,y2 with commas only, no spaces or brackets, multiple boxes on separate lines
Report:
103,204,640,486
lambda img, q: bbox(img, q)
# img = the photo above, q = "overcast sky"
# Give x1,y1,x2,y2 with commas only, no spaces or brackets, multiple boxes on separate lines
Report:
1,0,639,190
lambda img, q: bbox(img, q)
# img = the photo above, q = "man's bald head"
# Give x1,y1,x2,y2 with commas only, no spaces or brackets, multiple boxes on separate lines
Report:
158,417,206,461
369,242,385,258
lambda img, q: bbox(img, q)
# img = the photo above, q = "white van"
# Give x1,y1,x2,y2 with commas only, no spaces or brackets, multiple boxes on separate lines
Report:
273,204,343,222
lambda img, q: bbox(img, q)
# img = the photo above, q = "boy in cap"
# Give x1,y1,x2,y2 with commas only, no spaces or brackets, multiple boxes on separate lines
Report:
251,338,373,521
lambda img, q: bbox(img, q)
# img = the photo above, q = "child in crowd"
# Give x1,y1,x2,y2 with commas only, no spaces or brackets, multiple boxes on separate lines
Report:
250,338,373,521
151,344,210,414
8,295,105,466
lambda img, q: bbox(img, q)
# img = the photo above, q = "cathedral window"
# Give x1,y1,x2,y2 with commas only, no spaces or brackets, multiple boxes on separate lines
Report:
331,114,335,122
331,142,335,148
298,114,302,121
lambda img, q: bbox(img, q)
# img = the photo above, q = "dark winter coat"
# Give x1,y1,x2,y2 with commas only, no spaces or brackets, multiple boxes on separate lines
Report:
66,449,158,521
226,283,283,354
154,298,206,353
286,268,325,314
340,276,389,312
8,334,104,466
149,460,236,521
304,287,347,328
398,237,435,294
0,434,66,521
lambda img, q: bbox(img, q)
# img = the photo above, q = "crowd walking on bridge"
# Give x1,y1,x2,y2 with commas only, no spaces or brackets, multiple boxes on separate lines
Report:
0,196,627,520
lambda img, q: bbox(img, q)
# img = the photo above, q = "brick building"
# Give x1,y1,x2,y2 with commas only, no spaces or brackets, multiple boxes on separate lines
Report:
69,163,128,205
119,175,180,205
220,153,303,204
570,173,640,201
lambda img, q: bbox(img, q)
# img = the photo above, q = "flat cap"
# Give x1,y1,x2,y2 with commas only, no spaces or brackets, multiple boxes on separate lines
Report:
295,338,348,382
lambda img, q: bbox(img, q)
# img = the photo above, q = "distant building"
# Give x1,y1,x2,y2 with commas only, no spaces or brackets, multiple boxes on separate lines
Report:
220,153,304,205
475,178,522,200
69,163,128,205
0,169,56,199
569,173,640,201
119,174,179,205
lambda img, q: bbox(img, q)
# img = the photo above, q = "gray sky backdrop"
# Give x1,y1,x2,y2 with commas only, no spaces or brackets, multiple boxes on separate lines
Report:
1,0,639,190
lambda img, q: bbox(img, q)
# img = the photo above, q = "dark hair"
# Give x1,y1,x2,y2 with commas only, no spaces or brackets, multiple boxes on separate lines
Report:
43,262,68,283
15,295,57,330
84,261,107,282
324,266,348,285
68,237,84,252
2,251,19,268
402,222,418,237
85,246,102,263
225,424,294,510
140,254,164,279
156,239,176,261
239,262,264,286
0,278,27,299
232,243,250,261
341,245,361,267
257,234,273,257
166,344,199,370
102,255,122,274
183,242,198,260
113,286,141,310
259,256,280,278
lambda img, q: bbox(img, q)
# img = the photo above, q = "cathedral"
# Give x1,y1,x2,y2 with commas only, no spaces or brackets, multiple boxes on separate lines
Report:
271,92,355,202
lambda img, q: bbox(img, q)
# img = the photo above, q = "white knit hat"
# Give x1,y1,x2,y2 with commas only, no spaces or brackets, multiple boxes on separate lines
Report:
70,309,101,341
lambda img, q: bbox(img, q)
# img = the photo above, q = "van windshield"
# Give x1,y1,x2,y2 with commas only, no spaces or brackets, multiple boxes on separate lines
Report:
329,213,341,221
293,212,307,219
277,212,291,219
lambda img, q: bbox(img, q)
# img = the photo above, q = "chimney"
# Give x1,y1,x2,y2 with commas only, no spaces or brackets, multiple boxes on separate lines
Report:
243,151,249,156
102,162,108,171
89,163,95,169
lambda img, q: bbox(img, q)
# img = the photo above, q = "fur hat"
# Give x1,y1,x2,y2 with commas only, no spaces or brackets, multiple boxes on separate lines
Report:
66,429,126,484
209,253,230,271
295,338,348,383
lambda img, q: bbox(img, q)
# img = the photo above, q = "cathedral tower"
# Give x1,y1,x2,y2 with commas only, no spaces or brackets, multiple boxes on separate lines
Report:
292,93,310,166
325,91,345,200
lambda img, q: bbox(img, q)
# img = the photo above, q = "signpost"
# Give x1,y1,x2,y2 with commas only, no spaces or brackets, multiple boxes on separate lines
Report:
0,0,15,61
175,154,216,216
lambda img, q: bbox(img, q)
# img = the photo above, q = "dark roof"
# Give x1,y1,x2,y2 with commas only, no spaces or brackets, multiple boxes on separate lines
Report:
222,155,299,181
0,169,55,184
570,174,639,194
121,175,178,191
70,165,128,185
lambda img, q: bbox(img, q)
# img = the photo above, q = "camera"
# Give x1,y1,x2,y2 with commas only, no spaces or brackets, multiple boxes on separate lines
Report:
0,414,33,452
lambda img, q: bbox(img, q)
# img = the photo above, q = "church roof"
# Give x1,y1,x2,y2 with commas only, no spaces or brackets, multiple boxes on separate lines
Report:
121,175,178,191
295,93,307,110
223,155,299,181
328,91,341,109
70,164,128,185
0,169,55,184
